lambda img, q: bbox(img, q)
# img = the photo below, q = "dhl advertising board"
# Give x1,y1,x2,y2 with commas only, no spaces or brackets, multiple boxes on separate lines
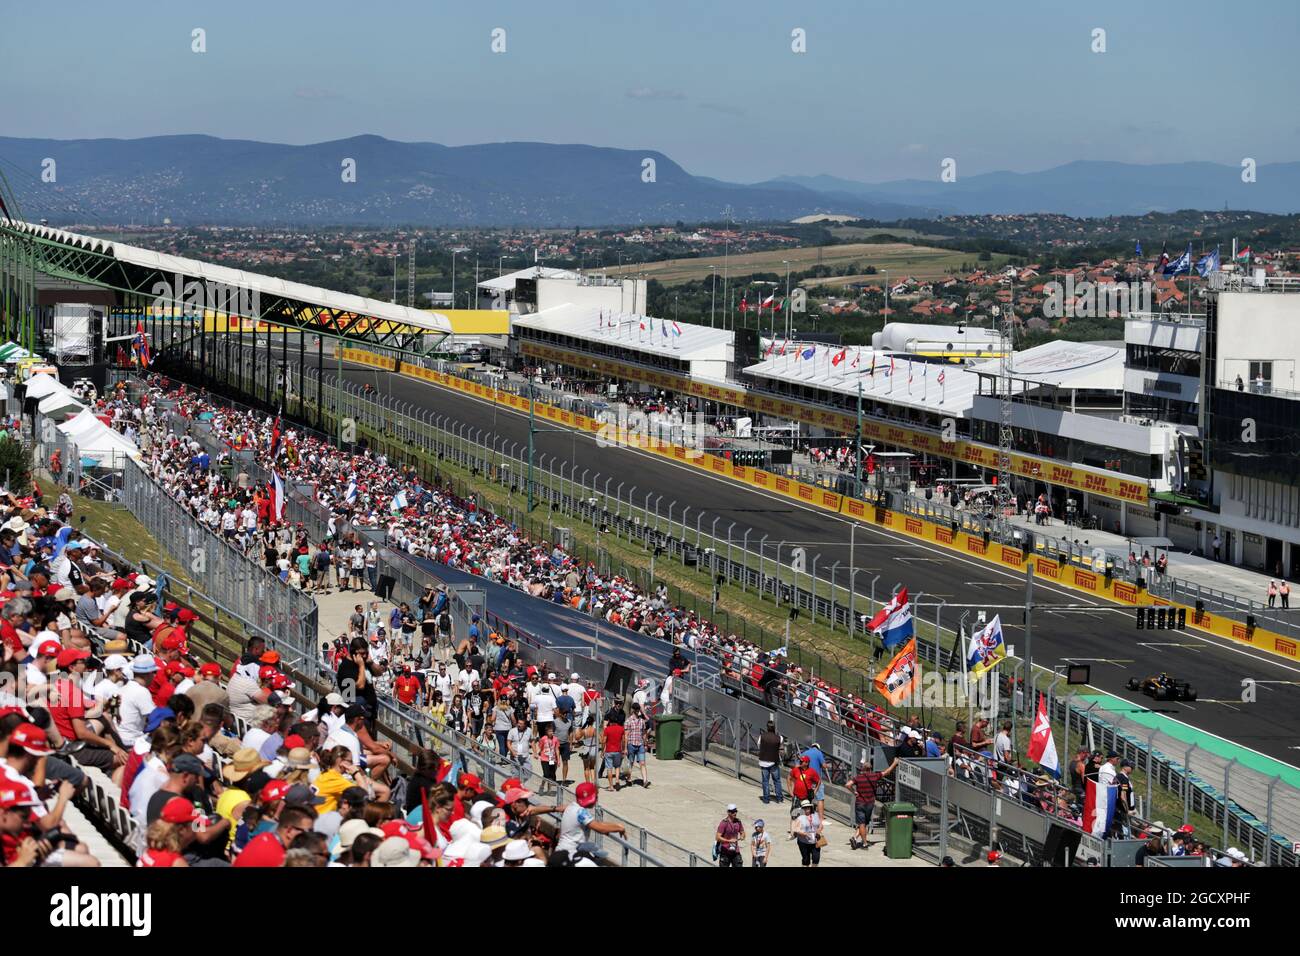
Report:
518,341,1146,505
341,347,1294,662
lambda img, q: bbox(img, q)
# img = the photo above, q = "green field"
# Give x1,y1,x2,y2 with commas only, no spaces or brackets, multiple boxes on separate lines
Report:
604,242,987,286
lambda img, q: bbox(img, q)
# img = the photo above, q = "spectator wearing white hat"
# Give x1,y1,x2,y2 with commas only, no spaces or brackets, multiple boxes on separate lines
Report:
117,656,159,747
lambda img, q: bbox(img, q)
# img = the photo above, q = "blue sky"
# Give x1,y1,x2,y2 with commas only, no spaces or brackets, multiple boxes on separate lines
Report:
3,0,1298,183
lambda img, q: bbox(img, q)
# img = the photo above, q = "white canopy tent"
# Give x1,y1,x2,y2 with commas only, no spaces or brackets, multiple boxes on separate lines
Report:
24,372,66,400
56,409,139,466
38,389,84,417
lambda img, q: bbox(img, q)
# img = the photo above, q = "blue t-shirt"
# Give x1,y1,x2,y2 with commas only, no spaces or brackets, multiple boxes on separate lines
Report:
925,740,943,758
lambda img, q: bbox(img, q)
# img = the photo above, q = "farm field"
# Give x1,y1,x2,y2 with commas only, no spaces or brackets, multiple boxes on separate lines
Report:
604,241,995,285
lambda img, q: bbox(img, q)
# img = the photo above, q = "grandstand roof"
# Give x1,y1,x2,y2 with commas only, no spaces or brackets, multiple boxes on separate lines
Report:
513,304,733,362
477,266,583,292
968,339,1125,390
9,221,452,333
745,345,980,416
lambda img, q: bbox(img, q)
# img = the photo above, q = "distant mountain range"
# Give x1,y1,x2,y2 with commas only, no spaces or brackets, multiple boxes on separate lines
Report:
2,135,1297,226
0,134,930,227
767,160,1300,218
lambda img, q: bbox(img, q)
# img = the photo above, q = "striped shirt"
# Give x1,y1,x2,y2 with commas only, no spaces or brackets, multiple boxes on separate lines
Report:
624,715,646,748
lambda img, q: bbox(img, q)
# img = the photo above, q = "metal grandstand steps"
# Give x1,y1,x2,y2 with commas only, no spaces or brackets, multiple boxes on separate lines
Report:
62,794,131,867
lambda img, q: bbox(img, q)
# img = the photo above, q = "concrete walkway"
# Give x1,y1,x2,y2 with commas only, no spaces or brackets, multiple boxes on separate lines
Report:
309,583,932,867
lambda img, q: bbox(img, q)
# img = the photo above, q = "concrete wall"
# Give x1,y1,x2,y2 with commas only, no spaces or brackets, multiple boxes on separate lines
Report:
1216,292,1300,391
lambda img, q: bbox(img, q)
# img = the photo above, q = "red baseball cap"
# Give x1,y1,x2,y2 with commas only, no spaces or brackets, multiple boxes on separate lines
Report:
260,780,293,804
160,797,200,824
199,663,222,678
9,722,53,756
987,850,1002,863
502,787,533,804
56,647,91,669
458,773,482,791
176,609,199,623
381,820,414,838
0,784,39,811
502,777,522,792
163,602,179,612
258,665,279,681
36,639,62,658
575,782,598,808
110,578,133,591
283,734,306,750
271,673,293,691
160,633,184,651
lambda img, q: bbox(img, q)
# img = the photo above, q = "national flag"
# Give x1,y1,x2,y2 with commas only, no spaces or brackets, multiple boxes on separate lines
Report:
1162,243,1192,277
1156,241,1169,271
869,354,876,376
764,340,775,358
344,478,358,505
268,414,282,460
131,320,151,369
908,360,914,385
850,352,859,369
779,340,787,356
1195,246,1220,277
739,296,748,313
966,614,1006,678
662,320,669,338
1083,776,1117,838
672,321,681,336
391,488,408,513
800,346,816,361
639,319,646,332
269,471,285,523
760,295,776,309
1235,246,1252,262
866,587,914,649
831,348,848,367
873,638,920,706
1027,693,1060,778
1135,239,1142,258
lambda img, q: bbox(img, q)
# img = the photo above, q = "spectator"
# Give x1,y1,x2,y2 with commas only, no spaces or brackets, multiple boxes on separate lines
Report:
750,818,771,868
757,721,784,805
715,803,744,868
792,800,824,867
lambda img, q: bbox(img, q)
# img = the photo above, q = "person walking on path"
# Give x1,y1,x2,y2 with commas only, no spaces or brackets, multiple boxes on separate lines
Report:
758,722,784,805
750,819,772,867
1212,533,1222,561
1268,581,1278,608
715,803,744,868
846,759,891,850
1282,581,1292,609
793,800,825,867
787,756,820,837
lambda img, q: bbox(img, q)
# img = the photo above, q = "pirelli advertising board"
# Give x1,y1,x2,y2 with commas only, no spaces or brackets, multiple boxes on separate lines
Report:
517,341,1148,505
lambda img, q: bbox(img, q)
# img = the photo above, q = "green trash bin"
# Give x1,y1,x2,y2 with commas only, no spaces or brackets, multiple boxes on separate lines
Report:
884,802,916,859
655,714,684,760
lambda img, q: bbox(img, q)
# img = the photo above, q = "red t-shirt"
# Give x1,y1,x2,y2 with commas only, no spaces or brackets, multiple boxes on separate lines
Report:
48,678,87,742
394,675,420,705
790,767,820,799
233,832,286,868
139,848,184,868
1,619,23,655
602,724,625,754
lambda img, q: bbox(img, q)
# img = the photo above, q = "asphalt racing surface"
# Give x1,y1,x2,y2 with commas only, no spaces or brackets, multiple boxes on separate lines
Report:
338,360,1300,765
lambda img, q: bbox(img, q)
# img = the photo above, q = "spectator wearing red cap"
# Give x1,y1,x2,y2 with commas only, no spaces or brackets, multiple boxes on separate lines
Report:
3,723,83,853
24,638,61,690
555,782,625,857
49,649,129,783
186,662,229,714
149,633,186,707
0,782,48,867
139,797,197,867
233,803,314,867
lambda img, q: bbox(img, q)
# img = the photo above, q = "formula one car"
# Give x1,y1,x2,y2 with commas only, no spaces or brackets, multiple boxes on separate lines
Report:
1126,672,1197,702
